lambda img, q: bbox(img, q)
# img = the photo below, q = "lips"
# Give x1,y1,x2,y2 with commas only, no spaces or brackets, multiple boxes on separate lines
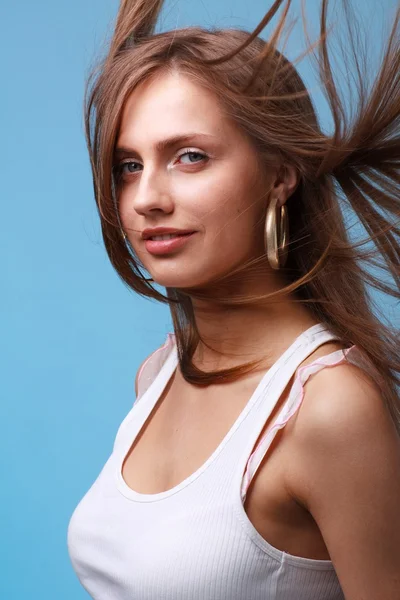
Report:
144,231,196,255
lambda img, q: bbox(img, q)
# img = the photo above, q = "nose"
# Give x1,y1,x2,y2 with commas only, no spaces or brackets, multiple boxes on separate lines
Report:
131,167,174,216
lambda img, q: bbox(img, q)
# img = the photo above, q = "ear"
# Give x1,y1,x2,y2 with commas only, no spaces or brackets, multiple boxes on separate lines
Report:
271,164,300,207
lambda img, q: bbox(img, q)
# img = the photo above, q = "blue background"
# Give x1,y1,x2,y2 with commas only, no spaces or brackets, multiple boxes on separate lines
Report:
1,1,398,598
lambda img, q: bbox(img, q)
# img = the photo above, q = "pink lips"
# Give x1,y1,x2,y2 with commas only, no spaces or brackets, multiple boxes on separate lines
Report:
144,232,196,255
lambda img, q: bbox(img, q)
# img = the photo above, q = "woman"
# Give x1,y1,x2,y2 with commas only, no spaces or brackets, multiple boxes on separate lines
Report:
67,1,400,598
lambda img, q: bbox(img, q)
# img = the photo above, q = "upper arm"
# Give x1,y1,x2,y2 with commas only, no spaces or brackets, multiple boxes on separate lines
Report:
287,363,400,600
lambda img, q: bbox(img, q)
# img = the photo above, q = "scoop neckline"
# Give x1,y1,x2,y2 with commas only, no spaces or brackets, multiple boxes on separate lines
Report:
114,322,328,503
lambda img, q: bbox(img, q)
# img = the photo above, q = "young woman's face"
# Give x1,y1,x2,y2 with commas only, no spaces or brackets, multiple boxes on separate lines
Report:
116,70,271,289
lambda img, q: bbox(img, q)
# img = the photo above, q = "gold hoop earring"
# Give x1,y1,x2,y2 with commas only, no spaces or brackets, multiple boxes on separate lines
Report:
264,196,289,270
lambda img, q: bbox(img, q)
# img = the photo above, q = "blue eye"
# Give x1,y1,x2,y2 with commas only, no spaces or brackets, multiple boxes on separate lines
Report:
179,151,207,164
121,162,141,174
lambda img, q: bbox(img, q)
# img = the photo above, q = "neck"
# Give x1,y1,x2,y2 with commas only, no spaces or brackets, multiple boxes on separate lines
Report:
188,273,318,371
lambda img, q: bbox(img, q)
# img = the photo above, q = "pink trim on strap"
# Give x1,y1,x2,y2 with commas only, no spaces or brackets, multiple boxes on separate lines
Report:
240,345,360,501
137,333,175,382
136,333,176,400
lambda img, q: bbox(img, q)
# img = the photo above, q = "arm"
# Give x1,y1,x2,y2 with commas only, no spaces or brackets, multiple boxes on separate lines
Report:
286,363,400,600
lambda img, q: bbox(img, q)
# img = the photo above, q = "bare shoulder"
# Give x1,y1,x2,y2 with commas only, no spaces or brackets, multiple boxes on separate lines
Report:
283,350,400,507
291,354,388,439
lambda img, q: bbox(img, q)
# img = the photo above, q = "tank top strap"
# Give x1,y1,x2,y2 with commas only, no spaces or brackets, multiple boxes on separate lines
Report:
239,326,344,501
136,333,176,402
112,334,176,454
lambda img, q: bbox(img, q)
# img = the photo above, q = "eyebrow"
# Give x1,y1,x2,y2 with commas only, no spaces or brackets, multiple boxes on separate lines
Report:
114,132,218,156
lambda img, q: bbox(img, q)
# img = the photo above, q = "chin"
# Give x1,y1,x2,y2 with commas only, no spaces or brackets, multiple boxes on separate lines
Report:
149,267,216,290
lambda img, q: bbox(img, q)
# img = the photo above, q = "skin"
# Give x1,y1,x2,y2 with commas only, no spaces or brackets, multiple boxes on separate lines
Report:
116,69,317,369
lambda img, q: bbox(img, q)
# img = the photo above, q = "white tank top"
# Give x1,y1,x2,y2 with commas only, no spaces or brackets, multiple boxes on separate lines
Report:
67,323,370,599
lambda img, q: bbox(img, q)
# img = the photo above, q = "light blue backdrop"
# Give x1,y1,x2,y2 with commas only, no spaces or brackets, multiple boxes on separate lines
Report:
1,1,398,598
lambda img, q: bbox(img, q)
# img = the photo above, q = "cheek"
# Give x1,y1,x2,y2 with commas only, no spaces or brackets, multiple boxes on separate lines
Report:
118,189,132,225
118,190,142,244
198,166,264,245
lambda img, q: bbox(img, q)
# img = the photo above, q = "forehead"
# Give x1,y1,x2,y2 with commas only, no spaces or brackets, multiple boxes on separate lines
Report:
117,71,228,145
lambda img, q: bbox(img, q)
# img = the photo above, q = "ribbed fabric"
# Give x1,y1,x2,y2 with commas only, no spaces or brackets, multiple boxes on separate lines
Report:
67,323,369,599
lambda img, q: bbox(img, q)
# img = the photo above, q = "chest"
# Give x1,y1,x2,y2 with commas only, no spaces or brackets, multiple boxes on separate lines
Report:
121,367,331,561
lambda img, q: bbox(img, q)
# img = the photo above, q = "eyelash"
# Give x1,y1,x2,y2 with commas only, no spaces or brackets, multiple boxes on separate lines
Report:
115,148,209,178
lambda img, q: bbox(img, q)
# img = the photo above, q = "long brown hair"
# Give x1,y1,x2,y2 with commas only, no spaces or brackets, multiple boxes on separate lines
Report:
84,0,400,433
